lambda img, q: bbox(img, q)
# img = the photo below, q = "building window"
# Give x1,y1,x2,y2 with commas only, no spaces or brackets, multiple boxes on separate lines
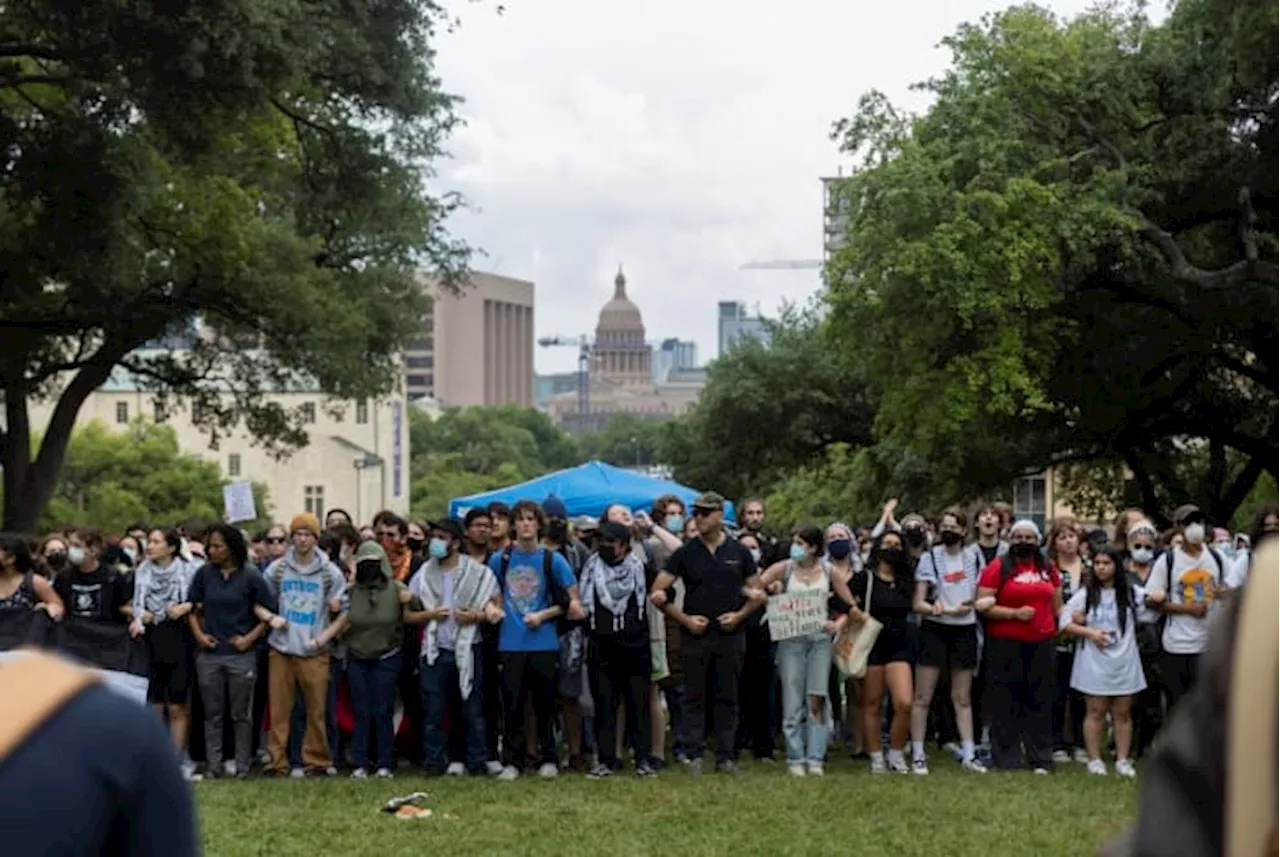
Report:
115,401,129,424
406,374,429,389
153,400,167,423
228,453,241,477
300,402,316,424
406,355,433,369
356,399,369,424
304,485,325,520
1014,474,1048,533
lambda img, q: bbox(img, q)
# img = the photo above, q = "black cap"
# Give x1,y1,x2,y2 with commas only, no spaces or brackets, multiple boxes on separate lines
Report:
1173,504,1205,526
597,521,631,545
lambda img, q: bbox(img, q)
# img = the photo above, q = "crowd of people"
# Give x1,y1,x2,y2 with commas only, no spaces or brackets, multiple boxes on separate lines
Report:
0,492,1274,783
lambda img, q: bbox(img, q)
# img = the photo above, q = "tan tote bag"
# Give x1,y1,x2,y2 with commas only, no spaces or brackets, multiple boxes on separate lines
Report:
833,570,884,679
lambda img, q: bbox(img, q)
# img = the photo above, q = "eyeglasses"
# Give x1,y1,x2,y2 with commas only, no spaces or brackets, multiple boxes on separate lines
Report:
265,537,286,545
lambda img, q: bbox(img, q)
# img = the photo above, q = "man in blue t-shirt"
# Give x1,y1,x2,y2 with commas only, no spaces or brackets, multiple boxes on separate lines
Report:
488,499,582,781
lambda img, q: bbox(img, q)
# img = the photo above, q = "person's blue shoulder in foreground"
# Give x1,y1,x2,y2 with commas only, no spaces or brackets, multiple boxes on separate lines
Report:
0,684,199,856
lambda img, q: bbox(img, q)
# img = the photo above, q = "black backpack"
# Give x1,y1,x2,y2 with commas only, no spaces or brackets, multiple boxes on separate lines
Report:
496,546,571,634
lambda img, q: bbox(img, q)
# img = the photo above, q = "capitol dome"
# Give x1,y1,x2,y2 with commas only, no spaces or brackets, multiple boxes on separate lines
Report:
596,267,645,340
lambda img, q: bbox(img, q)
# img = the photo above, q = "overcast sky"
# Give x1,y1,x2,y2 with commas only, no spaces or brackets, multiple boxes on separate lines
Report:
433,0,1097,374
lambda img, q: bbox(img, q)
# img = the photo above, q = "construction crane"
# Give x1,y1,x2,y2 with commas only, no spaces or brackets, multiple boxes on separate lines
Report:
739,259,823,271
537,334,593,416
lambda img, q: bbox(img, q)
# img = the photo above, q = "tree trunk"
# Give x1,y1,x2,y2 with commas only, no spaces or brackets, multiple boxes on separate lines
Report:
1211,455,1267,528
2,364,113,532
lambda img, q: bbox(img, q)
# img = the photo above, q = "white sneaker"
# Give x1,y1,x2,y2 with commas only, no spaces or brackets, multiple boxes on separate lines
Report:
806,762,824,777
888,755,910,775
870,755,887,774
446,762,465,777
912,758,929,776
1032,767,1051,775
962,758,988,774
375,768,393,779
225,760,238,776
323,766,338,777
1115,759,1136,779
1052,750,1071,764
537,762,558,779
485,760,504,776
1087,759,1109,776
350,768,368,780
1073,748,1091,764
788,763,806,777
497,765,520,782
289,767,306,779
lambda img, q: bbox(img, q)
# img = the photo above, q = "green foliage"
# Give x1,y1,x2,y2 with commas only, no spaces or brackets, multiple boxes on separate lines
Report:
764,444,884,533
0,0,469,530
29,421,270,534
579,413,669,469
1230,472,1279,533
664,303,876,503
408,406,581,521
825,0,1277,523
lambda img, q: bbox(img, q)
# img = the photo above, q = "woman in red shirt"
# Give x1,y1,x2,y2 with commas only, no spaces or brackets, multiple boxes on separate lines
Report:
975,519,1063,773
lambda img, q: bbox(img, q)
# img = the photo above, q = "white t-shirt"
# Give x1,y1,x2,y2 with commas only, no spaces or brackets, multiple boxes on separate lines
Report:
914,546,979,627
1226,551,1250,588
437,569,458,652
1060,587,1147,696
1147,546,1226,655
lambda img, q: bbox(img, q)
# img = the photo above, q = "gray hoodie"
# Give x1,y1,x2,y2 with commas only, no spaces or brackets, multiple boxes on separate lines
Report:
263,548,347,657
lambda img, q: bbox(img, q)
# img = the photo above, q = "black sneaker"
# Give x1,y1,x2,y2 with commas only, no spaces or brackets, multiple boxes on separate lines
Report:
715,761,742,776
586,763,613,779
636,762,658,778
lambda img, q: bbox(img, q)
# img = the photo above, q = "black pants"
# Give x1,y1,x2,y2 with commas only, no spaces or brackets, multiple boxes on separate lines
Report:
1160,651,1202,715
590,636,652,769
735,628,776,759
500,650,558,769
481,627,503,761
985,636,1056,770
1052,648,1085,752
683,630,746,764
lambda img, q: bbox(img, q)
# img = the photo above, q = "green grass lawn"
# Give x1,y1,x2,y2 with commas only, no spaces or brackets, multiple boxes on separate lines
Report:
197,756,1136,857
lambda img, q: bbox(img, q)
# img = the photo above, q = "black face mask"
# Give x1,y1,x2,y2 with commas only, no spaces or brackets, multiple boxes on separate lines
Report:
406,538,424,554
355,560,384,585
904,528,926,547
878,547,904,565
46,552,68,571
939,531,963,547
1010,542,1039,562
599,543,626,566
546,520,569,544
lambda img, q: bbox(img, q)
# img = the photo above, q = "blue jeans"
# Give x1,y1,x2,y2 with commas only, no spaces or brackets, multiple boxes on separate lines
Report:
421,647,487,774
289,654,342,768
776,632,832,765
664,684,689,760
347,651,402,771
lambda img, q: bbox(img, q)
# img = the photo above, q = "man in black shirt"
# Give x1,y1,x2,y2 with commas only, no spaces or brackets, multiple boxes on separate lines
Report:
735,497,782,762
651,492,765,775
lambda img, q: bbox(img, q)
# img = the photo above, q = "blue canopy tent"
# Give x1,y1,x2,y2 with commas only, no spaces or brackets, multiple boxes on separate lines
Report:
448,460,735,524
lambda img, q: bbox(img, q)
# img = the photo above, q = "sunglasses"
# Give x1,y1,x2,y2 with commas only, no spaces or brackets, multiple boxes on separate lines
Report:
265,537,286,545
692,507,719,518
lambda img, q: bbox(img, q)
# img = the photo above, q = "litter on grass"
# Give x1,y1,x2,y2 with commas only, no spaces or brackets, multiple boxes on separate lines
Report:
380,792,456,821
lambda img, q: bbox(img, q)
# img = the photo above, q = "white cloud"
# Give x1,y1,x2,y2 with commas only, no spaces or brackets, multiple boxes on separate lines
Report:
432,0,1100,373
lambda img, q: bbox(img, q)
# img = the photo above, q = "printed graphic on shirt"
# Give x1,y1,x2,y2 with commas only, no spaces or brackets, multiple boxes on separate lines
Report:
279,577,323,626
942,569,966,584
1177,566,1216,605
1012,570,1045,585
505,564,543,615
71,583,103,618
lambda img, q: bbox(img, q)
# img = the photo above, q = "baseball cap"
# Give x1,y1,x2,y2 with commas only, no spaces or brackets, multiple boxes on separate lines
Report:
542,495,568,519
1173,504,1205,526
692,492,725,514
430,518,464,541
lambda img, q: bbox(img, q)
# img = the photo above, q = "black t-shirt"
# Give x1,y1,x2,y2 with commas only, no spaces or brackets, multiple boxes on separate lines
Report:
850,570,913,628
978,543,1000,566
53,567,132,623
665,536,758,630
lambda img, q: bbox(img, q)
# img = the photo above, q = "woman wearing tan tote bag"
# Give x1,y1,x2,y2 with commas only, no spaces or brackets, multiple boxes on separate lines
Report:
1099,538,1277,857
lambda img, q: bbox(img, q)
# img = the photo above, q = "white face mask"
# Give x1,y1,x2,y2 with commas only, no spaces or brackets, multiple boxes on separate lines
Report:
67,546,86,566
1183,523,1206,546
123,547,137,563
748,548,762,563
1129,547,1154,564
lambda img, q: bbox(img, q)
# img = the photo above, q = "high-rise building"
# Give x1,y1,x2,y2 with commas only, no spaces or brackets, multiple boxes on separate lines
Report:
717,301,771,358
652,337,698,383
822,174,851,262
406,272,535,407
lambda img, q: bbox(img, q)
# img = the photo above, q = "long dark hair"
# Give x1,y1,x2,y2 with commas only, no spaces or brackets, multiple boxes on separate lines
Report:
869,533,914,595
207,523,249,570
1085,547,1134,636
0,533,37,576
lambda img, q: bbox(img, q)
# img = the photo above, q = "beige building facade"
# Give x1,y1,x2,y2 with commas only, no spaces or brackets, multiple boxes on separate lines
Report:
546,268,705,434
18,365,411,526
407,271,535,407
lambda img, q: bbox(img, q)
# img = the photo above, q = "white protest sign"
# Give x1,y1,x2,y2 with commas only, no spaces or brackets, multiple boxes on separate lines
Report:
222,480,257,523
766,588,829,641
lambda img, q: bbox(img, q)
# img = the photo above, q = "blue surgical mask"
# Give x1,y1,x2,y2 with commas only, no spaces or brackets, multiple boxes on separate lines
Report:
428,538,449,559
789,544,808,563
664,514,685,533
827,539,852,560
67,546,86,566
1129,547,1153,564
